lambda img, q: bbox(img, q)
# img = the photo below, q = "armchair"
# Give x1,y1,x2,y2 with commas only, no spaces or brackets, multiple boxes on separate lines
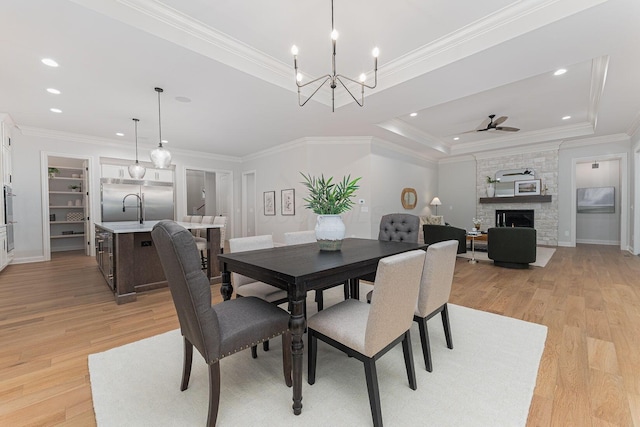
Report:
423,224,466,254
487,227,536,268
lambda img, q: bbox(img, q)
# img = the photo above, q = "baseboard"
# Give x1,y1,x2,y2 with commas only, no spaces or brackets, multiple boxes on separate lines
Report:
557,241,574,247
575,239,620,246
11,255,47,264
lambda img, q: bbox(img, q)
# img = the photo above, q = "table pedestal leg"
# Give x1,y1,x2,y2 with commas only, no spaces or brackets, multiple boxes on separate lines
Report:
469,238,477,264
220,270,233,300
289,298,305,415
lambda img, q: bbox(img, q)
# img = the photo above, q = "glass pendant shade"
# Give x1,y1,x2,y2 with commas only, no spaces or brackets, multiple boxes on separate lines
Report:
150,144,171,169
128,118,146,179
128,162,146,179
150,87,172,169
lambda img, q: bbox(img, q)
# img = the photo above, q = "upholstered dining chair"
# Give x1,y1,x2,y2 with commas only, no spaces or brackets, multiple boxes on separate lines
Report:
283,230,349,311
212,216,227,253
151,220,292,427
194,215,215,269
413,240,458,372
378,213,420,242
307,249,426,427
229,235,289,356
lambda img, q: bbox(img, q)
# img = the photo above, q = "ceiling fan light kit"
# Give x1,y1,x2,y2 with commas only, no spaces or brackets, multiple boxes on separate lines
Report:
291,0,378,112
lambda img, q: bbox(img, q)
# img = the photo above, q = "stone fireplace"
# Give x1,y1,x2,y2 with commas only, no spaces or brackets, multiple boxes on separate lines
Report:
496,209,534,228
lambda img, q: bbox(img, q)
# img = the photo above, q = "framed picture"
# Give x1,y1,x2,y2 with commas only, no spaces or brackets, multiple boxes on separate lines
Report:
577,186,615,213
514,179,541,196
281,188,295,216
263,191,275,216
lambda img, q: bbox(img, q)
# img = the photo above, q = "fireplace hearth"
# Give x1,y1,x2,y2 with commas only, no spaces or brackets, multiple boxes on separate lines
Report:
495,209,534,228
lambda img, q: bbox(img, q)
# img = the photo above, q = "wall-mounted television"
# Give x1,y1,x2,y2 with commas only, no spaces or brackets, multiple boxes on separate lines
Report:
577,186,615,213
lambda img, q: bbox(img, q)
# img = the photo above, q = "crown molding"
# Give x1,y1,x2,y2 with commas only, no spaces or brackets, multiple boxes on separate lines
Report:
370,137,439,166
559,133,630,150
18,125,242,163
438,154,477,165
70,0,608,111
376,119,450,155
450,122,593,156
588,55,610,131
473,141,562,160
0,113,16,126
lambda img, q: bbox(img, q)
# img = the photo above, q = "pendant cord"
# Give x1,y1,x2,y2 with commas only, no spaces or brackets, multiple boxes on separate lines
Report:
133,118,139,163
155,87,163,148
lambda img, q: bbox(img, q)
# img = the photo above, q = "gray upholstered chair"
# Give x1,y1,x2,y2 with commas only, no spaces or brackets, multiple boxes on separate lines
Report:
423,224,467,254
378,213,420,242
307,250,426,427
487,227,537,268
284,230,349,311
413,240,458,372
151,220,292,427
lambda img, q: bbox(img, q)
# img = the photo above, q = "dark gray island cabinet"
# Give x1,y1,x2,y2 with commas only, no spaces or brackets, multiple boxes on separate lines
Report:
94,221,221,304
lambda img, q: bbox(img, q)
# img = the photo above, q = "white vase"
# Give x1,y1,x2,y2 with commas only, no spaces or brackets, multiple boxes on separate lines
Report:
315,214,346,251
487,184,495,198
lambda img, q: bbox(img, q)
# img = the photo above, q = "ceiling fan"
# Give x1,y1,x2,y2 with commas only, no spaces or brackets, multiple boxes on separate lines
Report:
465,114,520,133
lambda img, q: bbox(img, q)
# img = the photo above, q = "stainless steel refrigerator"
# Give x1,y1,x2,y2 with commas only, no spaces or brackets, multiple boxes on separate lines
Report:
100,178,174,222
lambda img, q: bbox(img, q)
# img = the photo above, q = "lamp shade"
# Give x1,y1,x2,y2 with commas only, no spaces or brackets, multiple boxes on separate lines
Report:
128,118,146,179
430,197,442,206
150,145,171,169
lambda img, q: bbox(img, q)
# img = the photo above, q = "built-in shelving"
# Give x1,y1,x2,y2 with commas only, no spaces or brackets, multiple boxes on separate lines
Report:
47,160,89,253
479,195,552,204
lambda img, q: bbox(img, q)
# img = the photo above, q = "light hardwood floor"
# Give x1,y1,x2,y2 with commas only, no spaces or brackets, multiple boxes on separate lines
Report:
0,245,639,426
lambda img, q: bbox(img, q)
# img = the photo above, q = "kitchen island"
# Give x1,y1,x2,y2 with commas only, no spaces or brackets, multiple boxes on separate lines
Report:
94,221,222,304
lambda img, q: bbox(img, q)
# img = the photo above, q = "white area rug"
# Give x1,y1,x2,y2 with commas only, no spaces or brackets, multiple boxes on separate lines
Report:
457,246,556,268
89,286,547,427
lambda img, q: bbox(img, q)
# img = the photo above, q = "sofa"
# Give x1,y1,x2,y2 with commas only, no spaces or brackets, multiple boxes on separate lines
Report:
487,227,537,269
422,224,466,254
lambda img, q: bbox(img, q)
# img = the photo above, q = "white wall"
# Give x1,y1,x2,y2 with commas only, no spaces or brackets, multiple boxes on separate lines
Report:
12,129,241,262
240,137,436,243
370,141,438,237
437,156,477,228
558,137,631,247
575,160,620,245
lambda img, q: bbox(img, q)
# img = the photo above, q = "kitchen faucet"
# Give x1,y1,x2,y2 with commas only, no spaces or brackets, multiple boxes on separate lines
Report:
122,193,145,224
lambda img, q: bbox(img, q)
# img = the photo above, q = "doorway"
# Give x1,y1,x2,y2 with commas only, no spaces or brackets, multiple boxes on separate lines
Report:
242,171,256,237
185,168,233,236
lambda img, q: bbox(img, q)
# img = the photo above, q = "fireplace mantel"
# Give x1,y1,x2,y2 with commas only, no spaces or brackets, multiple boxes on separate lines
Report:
479,195,552,204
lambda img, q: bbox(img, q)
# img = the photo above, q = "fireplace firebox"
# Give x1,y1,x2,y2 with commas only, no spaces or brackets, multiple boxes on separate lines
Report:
495,209,534,228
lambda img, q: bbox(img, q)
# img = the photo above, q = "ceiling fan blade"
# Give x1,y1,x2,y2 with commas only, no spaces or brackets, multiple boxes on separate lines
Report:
476,117,491,130
495,126,519,132
493,116,508,125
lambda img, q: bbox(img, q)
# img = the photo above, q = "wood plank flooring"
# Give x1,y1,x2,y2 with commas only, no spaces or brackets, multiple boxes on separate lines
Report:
0,245,639,426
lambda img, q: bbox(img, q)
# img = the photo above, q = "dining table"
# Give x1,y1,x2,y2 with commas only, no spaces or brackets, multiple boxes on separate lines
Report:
217,237,427,416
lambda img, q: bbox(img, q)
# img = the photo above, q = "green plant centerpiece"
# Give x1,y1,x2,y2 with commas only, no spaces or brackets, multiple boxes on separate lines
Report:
300,173,361,251
68,184,81,192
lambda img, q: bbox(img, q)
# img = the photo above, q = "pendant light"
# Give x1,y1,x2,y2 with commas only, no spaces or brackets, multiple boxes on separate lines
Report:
128,118,146,179
150,87,172,169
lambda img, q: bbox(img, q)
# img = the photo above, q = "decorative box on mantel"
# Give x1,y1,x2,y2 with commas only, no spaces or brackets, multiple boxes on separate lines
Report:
479,195,552,204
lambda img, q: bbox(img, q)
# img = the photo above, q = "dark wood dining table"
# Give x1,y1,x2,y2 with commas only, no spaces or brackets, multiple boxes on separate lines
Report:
217,237,427,415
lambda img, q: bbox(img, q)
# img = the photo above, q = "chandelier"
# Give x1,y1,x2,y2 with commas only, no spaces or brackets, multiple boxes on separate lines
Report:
291,0,378,112
150,87,172,169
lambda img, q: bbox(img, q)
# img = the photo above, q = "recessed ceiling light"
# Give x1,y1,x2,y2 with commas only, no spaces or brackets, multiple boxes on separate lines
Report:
50,108,62,113
562,115,571,120
41,58,59,67
116,132,125,137
554,68,567,76
46,88,61,95
453,137,460,141
410,112,417,117
175,96,191,103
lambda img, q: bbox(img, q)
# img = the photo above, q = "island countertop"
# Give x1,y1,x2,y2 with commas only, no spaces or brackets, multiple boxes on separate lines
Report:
94,220,222,234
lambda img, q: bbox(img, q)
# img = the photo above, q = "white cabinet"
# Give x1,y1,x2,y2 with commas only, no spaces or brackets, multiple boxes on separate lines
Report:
101,163,173,183
147,168,173,183
0,226,7,272
48,164,87,253
101,164,127,179
2,122,11,186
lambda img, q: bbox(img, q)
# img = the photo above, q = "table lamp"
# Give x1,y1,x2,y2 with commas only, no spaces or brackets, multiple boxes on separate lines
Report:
430,196,442,215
